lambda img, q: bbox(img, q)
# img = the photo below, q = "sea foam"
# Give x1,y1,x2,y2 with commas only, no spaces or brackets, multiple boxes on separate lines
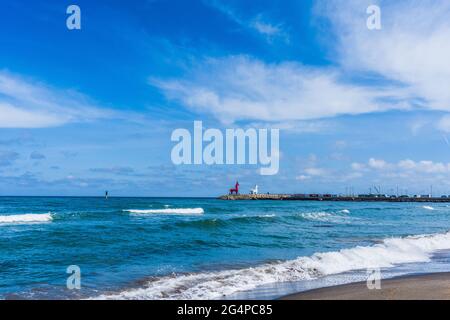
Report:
299,211,351,224
125,208,204,215
96,230,450,300
0,213,53,224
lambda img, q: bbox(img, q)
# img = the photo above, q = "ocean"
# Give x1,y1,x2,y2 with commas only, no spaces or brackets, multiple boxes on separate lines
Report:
1,196,450,299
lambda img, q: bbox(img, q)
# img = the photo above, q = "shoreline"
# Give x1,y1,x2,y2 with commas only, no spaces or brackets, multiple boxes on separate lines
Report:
280,272,450,300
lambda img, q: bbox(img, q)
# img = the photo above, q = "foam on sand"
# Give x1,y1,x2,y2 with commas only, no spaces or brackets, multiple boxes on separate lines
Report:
96,230,450,300
0,213,53,224
125,208,204,215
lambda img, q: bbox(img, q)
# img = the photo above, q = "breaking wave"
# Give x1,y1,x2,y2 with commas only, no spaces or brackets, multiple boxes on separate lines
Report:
95,230,450,300
0,213,53,224
299,211,351,224
125,208,204,215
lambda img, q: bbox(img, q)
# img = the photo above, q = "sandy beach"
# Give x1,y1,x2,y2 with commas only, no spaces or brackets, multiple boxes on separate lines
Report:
281,272,450,300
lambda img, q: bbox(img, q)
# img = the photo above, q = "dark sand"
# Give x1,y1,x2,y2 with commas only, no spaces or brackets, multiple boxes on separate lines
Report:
281,272,450,300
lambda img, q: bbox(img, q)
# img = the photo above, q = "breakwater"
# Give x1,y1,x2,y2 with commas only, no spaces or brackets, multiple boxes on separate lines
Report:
219,194,450,202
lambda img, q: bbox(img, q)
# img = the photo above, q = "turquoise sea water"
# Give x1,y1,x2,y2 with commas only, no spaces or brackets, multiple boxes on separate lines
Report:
1,197,450,299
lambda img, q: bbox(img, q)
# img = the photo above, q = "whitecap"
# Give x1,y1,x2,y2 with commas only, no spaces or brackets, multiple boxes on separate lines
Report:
95,230,450,300
300,212,350,224
125,208,204,215
0,213,53,224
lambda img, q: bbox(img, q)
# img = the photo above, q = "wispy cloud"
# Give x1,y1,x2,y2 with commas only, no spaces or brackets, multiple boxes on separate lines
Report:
352,158,450,175
152,1,450,126
317,0,450,112
205,0,289,43
151,55,407,124
245,120,334,134
89,166,137,176
154,0,450,126
249,14,289,43
368,158,389,170
0,71,146,128
293,156,450,191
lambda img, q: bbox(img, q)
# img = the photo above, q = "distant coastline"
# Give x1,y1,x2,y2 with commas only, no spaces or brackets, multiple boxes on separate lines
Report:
219,194,450,202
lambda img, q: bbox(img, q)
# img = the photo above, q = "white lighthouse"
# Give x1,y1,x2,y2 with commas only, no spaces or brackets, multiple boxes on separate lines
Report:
250,185,259,195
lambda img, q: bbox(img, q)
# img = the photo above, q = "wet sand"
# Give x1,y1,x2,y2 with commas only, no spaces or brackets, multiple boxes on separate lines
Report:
281,272,450,300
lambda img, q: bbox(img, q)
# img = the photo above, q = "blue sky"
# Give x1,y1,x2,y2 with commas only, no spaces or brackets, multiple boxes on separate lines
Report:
1,0,450,196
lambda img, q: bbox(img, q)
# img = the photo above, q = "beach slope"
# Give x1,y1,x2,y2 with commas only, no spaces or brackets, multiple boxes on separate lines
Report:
281,273,450,300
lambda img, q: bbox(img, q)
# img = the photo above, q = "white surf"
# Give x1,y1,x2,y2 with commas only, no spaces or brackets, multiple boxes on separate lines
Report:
125,208,204,215
0,213,53,224
96,230,450,300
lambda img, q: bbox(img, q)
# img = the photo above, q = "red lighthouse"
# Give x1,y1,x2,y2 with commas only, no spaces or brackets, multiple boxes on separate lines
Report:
229,181,240,195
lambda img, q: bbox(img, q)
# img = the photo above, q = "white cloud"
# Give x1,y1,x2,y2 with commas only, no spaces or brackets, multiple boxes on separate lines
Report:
246,120,333,134
304,167,327,176
249,15,289,43
152,55,401,124
353,158,450,175
294,157,450,186
398,159,416,170
146,0,450,128
351,162,366,171
295,175,310,181
318,0,450,112
398,159,450,174
153,1,450,125
0,71,126,128
295,166,328,181
368,158,388,170
0,102,65,128
251,20,280,37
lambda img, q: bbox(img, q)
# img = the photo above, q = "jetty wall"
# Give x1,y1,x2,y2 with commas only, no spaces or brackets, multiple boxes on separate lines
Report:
219,194,450,202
